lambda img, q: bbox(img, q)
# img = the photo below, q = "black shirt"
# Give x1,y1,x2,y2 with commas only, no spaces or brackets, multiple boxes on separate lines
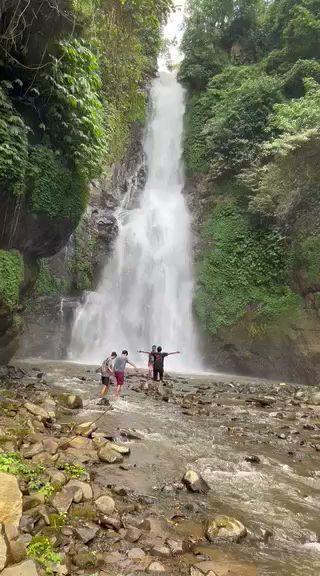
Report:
152,352,168,370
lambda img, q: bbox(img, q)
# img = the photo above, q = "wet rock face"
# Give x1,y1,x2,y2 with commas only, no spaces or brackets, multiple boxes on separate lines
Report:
18,123,146,362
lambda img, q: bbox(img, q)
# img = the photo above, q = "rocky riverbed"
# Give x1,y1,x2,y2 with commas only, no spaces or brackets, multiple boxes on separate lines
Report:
0,361,319,575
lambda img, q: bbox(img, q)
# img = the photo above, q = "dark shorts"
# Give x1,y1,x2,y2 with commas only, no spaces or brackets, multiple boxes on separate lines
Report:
101,375,110,386
115,371,125,386
153,366,164,381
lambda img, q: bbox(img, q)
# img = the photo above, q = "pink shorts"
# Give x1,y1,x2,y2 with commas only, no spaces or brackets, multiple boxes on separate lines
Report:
114,371,124,386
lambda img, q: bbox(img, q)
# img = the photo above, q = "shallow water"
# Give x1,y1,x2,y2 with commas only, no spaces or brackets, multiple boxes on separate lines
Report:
20,360,320,575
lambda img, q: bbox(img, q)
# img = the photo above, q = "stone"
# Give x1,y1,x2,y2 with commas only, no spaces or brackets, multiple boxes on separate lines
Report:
24,402,50,421
75,421,97,437
244,455,261,464
23,493,45,511
127,547,146,560
151,545,171,558
95,495,115,515
64,437,93,451
166,539,186,555
21,443,43,459
148,561,166,572
7,539,27,564
182,470,210,494
71,486,84,503
66,479,93,501
42,438,58,454
0,473,22,528
310,392,320,405
1,559,39,576
59,394,83,410
52,487,77,514
98,445,123,463
100,516,121,531
190,569,205,576
206,516,247,543
108,441,131,455
75,521,99,543
47,469,66,485
0,527,7,571
125,526,142,542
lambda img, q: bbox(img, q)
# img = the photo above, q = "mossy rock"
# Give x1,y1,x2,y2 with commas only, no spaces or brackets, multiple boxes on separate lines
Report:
206,515,247,543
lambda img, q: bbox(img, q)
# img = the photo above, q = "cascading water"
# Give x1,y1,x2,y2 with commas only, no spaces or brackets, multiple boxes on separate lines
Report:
69,1,201,370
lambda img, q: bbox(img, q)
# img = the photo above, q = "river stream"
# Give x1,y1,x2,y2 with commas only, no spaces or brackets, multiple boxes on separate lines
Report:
20,360,320,576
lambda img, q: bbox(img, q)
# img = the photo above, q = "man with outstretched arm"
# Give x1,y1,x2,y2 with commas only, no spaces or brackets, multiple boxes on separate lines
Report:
152,346,180,383
113,350,137,398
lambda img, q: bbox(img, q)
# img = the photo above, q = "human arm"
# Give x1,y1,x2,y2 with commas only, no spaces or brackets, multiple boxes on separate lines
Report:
167,351,180,355
127,360,137,369
138,350,149,355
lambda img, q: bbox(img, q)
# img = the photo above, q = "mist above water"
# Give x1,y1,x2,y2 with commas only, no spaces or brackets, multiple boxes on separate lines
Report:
69,2,201,370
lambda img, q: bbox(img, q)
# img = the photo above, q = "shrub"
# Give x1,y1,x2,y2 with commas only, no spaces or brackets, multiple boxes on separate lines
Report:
0,251,24,310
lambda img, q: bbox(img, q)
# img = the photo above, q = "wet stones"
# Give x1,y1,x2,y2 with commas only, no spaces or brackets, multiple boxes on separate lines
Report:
244,455,261,464
95,495,115,515
98,445,124,463
206,516,247,544
182,470,210,494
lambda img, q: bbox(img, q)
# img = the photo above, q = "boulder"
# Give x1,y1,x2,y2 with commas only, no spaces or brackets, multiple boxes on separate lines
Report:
64,437,93,451
206,516,247,543
66,479,93,501
127,547,146,560
75,422,97,437
107,441,130,455
125,526,142,542
23,494,45,511
151,544,171,558
98,446,123,464
1,560,39,576
58,394,83,410
0,526,7,571
24,402,50,421
95,495,115,515
148,561,166,572
47,469,66,485
6,538,27,565
42,438,59,454
182,470,209,493
75,521,99,543
52,487,78,514
21,443,43,459
0,473,22,528
100,515,121,531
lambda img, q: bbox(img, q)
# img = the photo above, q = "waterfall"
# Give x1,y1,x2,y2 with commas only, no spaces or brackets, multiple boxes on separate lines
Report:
69,1,201,371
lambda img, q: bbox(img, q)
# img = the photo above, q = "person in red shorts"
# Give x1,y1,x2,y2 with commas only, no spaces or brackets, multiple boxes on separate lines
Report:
113,350,137,398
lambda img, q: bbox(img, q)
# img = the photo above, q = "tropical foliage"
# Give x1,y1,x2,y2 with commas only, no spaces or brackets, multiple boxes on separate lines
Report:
181,0,320,336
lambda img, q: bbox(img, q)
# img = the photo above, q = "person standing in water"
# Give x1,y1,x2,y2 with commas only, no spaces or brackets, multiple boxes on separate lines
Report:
152,346,180,383
100,351,117,402
113,350,137,398
138,345,157,378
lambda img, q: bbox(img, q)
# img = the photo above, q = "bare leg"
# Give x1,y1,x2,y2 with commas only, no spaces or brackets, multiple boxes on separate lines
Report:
100,384,110,398
116,385,121,398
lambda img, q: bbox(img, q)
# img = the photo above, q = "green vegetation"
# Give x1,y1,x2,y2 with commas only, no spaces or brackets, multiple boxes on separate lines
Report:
58,462,87,479
196,196,299,335
0,251,24,310
0,0,172,322
34,260,69,297
181,0,320,337
0,452,43,482
27,536,61,575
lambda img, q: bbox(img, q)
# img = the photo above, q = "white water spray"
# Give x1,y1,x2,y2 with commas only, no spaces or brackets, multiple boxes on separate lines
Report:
69,2,201,370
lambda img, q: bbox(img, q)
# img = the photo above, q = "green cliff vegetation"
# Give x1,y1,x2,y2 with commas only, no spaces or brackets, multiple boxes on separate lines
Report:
0,0,172,223
180,0,320,337
0,250,24,310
